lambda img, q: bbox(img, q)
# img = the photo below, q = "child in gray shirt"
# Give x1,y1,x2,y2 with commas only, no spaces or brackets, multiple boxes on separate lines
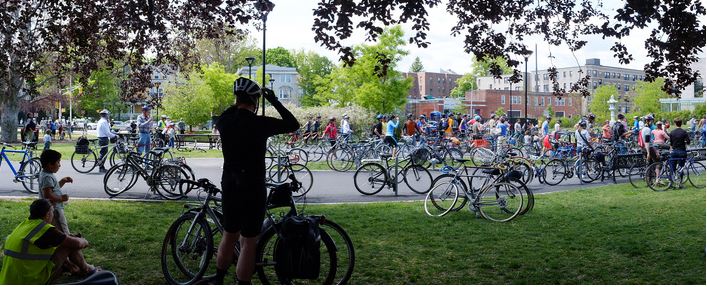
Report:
38,149,73,234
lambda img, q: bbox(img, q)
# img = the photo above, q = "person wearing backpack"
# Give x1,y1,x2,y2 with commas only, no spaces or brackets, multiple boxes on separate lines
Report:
638,115,658,163
612,114,629,141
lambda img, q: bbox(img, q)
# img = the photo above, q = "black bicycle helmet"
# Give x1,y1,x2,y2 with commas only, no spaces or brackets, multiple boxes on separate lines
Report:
233,77,261,104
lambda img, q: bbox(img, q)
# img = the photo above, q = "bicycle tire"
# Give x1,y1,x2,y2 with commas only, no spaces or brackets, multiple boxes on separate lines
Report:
19,157,41,194
402,164,433,194
477,182,524,222
109,149,128,167
470,147,494,166
577,158,600,183
154,164,190,200
288,148,310,167
443,148,464,169
255,225,337,285
161,212,213,285
424,174,463,217
71,150,97,173
542,159,566,186
103,163,138,197
646,162,672,192
317,220,355,285
628,163,647,188
353,163,387,195
326,148,353,172
291,164,313,198
687,161,705,188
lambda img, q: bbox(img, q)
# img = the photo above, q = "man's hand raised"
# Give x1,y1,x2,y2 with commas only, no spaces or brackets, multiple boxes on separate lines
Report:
261,88,278,103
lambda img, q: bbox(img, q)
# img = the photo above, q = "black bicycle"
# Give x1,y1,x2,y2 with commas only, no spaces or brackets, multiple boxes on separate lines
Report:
160,175,355,285
353,153,433,195
102,150,192,200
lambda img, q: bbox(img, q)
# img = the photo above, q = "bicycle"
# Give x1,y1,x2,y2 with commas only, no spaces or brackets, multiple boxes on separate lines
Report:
71,136,131,173
160,175,355,285
424,160,531,222
646,150,706,191
353,153,433,195
103,150,192,199
266,155,314,198
0,142,41,193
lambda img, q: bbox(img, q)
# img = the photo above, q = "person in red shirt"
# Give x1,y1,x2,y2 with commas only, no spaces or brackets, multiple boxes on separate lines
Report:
323,117,338,146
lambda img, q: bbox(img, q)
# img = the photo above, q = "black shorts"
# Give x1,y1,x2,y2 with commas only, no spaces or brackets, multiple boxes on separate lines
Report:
383,136,397,147
221,173,266,237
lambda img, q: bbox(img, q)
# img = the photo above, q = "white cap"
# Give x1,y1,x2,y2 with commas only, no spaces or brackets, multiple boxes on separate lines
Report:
99,109,110,114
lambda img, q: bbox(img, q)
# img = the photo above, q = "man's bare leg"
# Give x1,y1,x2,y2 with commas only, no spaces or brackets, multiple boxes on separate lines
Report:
235,236,258,284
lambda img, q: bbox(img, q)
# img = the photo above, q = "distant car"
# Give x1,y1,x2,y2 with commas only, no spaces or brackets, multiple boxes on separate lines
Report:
111,121,131,132
87,122,98,130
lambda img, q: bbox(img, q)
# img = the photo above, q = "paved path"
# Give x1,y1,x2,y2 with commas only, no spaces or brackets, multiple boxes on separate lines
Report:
0,158,625,203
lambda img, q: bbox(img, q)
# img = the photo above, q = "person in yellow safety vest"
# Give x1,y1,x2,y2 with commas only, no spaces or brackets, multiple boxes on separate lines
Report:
0,199,97,284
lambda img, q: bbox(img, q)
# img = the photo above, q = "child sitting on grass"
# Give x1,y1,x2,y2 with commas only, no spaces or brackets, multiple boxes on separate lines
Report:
38,149,73,235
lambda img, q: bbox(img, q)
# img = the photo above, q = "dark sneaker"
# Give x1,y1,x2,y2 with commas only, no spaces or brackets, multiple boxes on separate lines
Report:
195,276,223,285
98,168,108,173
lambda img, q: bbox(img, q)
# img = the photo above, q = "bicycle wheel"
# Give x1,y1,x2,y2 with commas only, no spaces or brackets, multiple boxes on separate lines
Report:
686,161,705,188
471,148,494,166
109,149,129,167
646,162,672,192
19,158,41,194
628,163,647,188
424,174,462,217
71,150,97,173
577,158,600,183
288,148,309,167
255,225,337,285
154,164,190,200
508,159,533,185
268,164,289,184
542,159,567,186
317,220,355,285
161,212,213,285
443,148,464,169
511,179,534,216
326,148,353,172
290,164,313,198
353,163,387,195
309,145,327,162
103,163,138,197
477,182,524,222
402,164,433,194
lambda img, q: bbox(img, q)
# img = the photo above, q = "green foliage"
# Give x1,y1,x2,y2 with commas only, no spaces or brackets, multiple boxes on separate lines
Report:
79,68,121,118
200,63,238,114
162,72,215,127
292,50,334,107
545,105,554,118
633,78,669,115
254,68,273,89
495,107,506,117
266,47,296,67
450,55,513,97
589,85,618,120
315,26,412,113
195,34,261,74
409,56,424,72
694,103,705,118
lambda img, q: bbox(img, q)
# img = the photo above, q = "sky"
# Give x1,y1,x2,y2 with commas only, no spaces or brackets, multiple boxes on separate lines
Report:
248,0,706,75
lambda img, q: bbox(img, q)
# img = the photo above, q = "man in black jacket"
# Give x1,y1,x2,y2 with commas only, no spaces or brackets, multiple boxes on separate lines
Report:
209,77,299,284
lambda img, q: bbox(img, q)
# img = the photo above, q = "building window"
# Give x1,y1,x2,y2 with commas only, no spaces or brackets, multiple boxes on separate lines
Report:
555,98,565,106
568,98,572,106
592,82,598,88
511,96,521,104
489,84,492,89
598,79,603,85
540,97,545,106
534,97,538,106
155,75,159,79
543,74,548,80
592,70,597,77
604,72,610,78
639,75,644,80
563,83,567,90
555,111,565,118
563,71,567,78
501,95,506,104
632,75,637,81
543,84,549,92
279,87,291,99
624,74,629,80
624,84,630,91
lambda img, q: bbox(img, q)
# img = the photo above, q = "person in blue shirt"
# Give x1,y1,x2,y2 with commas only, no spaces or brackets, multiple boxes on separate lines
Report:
384,115,399,155
497,117,509,137
541,115,551,137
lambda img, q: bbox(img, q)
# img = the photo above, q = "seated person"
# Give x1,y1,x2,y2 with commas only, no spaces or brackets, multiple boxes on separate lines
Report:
0,199,98,284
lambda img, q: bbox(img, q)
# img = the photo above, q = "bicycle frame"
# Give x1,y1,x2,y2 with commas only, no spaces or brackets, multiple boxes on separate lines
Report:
0,146,32,178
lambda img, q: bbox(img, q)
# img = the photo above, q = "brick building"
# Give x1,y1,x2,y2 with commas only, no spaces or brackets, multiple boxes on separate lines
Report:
464,90,583,119
403,70,462,100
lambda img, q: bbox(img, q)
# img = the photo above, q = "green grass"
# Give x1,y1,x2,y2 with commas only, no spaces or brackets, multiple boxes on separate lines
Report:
0,183,704,284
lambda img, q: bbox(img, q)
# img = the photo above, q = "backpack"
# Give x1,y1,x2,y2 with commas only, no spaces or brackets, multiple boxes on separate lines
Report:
611,122,624,141
274,216,321,280
75,136,90,154
441,119,449,130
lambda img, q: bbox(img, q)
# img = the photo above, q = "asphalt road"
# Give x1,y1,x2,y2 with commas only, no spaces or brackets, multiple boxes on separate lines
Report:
0,158,625,203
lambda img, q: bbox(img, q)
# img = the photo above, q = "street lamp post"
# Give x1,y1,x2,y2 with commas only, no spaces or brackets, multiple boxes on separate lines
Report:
524,53,531,120
246,57,255,79
255,0,275,116
509,82,512,119
269,74,275,90
154,82,161,116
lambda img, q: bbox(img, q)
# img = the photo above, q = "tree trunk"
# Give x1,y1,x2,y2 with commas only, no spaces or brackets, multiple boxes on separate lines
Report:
0,87,20,143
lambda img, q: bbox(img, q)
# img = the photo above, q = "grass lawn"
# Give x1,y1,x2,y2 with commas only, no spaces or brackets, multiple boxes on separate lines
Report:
0,183,704,284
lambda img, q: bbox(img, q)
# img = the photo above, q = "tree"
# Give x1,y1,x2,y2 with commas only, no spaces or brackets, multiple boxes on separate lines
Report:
162,72,215,128
633,78,670,115
450,55,514,97
79,68,121,119
314,26,412,113
292,50,334,107
312,1,705,96
409,57,424,72
589,85,618,121
495,107,506,117
200,63,238,114
195,34,261,74
0,0,259,142
266,47,296,68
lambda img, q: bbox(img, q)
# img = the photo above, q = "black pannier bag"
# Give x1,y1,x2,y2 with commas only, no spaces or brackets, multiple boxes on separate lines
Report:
274,216,321,280
75,136,90,154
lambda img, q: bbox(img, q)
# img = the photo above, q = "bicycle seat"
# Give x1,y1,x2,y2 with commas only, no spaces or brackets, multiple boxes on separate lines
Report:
22,141,37,147
380,153,392,159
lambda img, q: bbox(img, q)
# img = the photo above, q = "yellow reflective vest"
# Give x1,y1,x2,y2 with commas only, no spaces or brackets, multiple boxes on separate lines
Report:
0,219,57,285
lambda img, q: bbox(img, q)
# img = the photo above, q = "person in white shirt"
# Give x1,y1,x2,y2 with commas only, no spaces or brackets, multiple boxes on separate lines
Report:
575,121,591,151
96,109,117,172
341,114,352,143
